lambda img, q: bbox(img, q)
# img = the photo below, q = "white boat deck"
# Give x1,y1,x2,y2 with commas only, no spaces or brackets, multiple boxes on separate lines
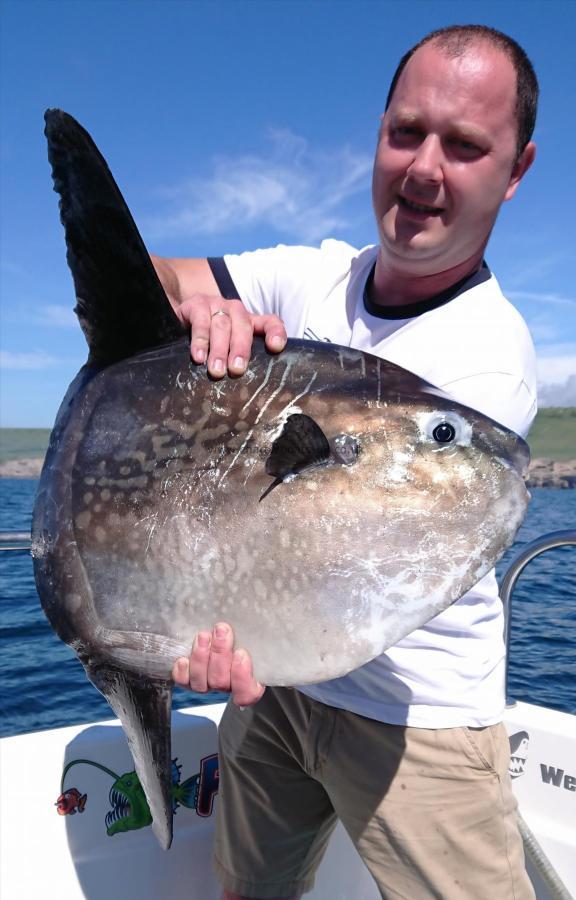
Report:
1,699,575,899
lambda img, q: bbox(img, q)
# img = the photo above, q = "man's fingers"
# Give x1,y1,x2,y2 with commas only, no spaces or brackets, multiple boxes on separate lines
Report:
227,309,256,376
205,306,233,378
172,655,191,687
206,622,235,690
176,296,211,365
186,631,213,692
204,298,254,378
173,626,265,709
251,314,287,354
176,295,286,376
230,649,266,707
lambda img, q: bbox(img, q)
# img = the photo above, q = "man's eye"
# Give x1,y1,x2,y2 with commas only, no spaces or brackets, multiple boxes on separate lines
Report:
391,126,422,142
449,138,484,158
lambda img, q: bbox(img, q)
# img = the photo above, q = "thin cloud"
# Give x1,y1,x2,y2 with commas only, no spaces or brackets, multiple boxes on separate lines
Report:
536,341,576,360
0,350,61,370
145,129,373,244
0,259,32,279
501,252,570,290
538,374,576,407
528,319,563,344
507,290,576,308
535,342,576,405
40,304,77,327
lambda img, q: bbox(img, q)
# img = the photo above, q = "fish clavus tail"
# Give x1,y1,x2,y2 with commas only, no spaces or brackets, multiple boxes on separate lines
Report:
83,662,174,849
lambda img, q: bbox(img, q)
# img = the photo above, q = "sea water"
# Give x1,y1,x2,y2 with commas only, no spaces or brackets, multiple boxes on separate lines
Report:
0,480,574,737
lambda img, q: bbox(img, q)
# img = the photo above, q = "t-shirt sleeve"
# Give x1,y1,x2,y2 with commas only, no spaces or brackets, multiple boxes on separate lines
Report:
220,244,326,335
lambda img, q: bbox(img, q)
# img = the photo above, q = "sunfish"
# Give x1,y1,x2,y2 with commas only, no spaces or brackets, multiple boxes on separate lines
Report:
32,110,530,849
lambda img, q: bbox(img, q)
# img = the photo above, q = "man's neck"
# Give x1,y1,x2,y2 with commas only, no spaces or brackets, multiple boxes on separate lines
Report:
371,251,484,308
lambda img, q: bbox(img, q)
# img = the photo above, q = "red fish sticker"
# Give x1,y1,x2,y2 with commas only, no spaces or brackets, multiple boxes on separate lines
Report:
56,787,87,816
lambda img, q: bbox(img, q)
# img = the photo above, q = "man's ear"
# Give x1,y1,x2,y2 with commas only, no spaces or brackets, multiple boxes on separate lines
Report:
504,141,536,201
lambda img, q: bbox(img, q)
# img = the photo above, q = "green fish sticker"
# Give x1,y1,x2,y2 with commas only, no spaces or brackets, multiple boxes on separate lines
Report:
58,754,219,836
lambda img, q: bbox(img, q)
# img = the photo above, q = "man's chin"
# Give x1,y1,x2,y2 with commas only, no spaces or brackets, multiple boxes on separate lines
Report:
378,235,466,276
381,228,448,261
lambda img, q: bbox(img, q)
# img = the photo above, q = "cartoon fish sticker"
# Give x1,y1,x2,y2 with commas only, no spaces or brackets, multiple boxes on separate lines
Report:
55,787,87,816
106,760,199,836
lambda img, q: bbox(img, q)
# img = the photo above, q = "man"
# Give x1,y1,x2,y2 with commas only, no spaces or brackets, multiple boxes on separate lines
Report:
153,25,538,900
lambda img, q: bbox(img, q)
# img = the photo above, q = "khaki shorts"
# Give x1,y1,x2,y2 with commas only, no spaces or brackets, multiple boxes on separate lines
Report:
213,687,534,899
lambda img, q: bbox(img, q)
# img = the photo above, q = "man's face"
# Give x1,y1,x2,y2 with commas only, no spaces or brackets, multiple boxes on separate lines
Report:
372,42,533,276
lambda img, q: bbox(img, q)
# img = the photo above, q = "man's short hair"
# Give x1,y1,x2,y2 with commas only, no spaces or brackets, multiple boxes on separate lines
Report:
385,25,539,163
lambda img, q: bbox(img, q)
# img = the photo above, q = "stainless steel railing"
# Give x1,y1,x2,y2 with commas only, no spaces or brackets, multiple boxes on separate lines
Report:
500,529,576,706
0,531,32,551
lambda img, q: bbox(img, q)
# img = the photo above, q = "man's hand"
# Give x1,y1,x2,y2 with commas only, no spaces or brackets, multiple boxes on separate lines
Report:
172,623,266,707
150,255,287,379
175,293,287,379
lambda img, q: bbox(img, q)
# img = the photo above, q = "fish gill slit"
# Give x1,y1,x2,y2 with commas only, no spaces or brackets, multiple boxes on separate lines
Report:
239,371,317,487
240,358,275,413
220,358,297,485
288,370,318,408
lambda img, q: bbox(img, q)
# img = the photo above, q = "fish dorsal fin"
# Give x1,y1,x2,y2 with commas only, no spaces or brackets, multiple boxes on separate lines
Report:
44,109,186,368
266,413,331,480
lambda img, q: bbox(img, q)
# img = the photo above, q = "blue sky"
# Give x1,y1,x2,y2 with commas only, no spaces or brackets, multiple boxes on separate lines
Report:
1,0,575,427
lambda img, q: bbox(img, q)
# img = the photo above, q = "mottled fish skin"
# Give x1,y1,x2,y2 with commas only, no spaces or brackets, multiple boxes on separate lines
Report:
32,109,530,849
33,335,529,686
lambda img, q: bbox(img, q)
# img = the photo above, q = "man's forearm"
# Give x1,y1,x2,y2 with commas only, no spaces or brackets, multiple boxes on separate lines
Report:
150,255,221,311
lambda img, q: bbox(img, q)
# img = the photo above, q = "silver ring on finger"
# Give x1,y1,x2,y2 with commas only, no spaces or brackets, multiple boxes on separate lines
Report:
211,308,230,319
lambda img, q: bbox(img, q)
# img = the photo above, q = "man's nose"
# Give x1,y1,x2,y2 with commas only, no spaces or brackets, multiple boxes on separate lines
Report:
407,134,443,183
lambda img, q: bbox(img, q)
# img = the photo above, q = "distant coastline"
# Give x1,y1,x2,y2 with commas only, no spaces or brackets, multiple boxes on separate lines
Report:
0,457,45,478
1,411,575,487
1,453,574,489
524,458,576,489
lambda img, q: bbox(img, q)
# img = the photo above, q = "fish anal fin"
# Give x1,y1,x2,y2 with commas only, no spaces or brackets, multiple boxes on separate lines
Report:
84,660,174,849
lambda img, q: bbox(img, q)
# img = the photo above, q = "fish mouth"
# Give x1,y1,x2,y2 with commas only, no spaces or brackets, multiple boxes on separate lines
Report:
503,434,531,478
398,194,445,217
513,439,531,478
106,787,132,831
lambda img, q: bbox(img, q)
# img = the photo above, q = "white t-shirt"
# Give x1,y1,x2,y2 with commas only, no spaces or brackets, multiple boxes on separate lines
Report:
220,239,537,727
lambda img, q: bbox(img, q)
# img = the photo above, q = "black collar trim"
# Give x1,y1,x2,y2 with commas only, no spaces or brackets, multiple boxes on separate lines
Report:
363,261,491,320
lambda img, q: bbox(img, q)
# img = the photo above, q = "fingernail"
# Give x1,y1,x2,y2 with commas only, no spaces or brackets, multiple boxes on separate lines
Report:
215,623,229,638
193,347,206,363
233,356,245,370
234,648,247,664
270,335,284,351
177,658,188,675
211,358,224,374
197,633,210,649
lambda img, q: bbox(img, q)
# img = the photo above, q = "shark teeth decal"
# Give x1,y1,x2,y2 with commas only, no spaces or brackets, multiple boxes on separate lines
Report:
508,730,530,779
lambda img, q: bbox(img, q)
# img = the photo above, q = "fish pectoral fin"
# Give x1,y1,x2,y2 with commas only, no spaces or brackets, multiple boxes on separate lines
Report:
265,413,331,480
83,660,174,849
259,477,283,503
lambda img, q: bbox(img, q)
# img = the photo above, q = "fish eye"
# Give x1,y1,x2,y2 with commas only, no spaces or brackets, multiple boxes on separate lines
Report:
417,411,471,449
432,422,456,444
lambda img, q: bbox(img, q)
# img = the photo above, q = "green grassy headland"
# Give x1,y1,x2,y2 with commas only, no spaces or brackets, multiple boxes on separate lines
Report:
0,429,51,463
526,408,575,461
1,407,574,464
